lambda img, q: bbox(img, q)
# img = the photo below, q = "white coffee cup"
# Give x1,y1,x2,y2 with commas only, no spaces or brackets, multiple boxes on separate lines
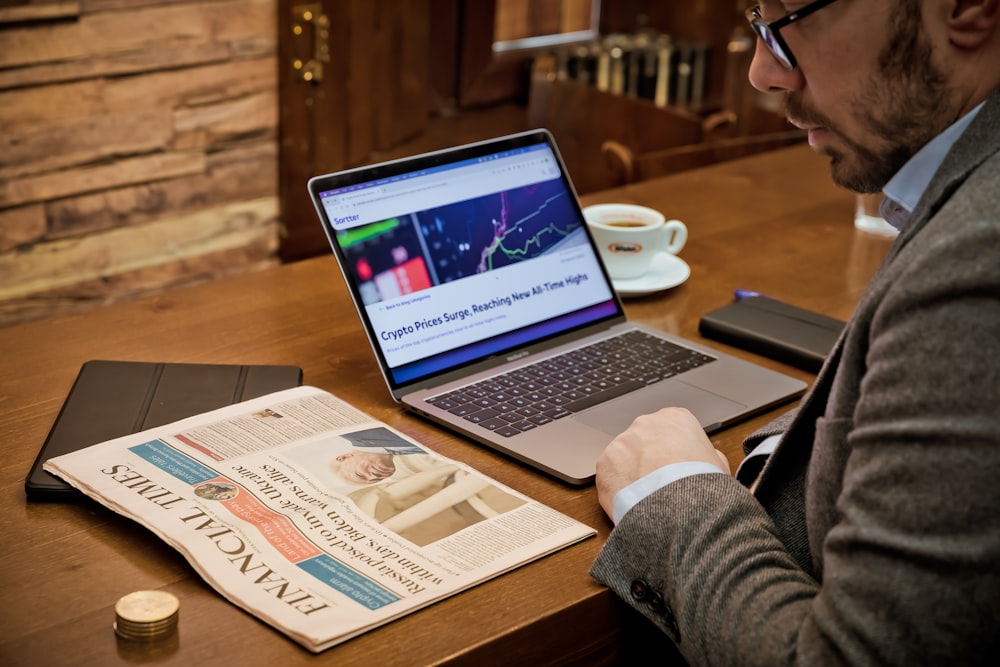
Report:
583,203,687,280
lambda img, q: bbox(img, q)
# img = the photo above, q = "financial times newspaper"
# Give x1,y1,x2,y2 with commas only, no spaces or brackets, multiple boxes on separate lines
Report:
45,386,595,652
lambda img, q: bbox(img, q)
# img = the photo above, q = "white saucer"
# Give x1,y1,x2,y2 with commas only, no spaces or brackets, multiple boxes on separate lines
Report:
612,253,690,297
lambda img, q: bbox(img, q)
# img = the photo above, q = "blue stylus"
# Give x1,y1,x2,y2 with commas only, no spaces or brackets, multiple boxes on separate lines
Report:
734,289,763,301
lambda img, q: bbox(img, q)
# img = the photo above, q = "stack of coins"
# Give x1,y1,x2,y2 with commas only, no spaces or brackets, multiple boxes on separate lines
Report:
114,590,179,641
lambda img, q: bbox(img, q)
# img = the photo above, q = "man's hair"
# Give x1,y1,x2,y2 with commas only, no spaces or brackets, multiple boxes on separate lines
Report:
881,0,931,74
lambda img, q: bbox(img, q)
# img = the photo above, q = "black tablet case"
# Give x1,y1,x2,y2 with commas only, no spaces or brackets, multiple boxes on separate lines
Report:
698,296,845,373
26,360,303,502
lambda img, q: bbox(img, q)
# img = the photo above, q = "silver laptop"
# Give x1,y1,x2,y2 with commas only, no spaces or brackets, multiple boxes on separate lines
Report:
307,129,806,485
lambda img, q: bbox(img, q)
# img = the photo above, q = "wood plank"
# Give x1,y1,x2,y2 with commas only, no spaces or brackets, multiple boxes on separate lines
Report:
0,1,80,25
0,242,278,328
0,151,207,208
0,3,213,69
45,143,277,238
0,0,274,88
0,57,275,132
212,0,275,43
0,197,278,300
0,41,231,90
103,57,276,112
0,203,46,253
82,0,221,10
0,79,106,129
0,108,174,180
0,0,272,69
172,89,278,150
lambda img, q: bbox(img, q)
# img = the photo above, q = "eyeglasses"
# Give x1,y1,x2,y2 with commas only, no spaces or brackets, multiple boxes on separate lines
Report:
745,0,841,70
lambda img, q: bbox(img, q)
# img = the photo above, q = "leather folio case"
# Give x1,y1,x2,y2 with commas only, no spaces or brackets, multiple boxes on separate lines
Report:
698,296,845,374
25,360,303,501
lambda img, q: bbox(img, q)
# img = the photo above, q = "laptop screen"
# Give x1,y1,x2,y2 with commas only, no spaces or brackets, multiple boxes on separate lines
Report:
310,130,622,389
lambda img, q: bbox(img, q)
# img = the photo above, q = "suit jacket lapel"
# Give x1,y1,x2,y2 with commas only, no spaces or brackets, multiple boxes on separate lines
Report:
885,87,1000,265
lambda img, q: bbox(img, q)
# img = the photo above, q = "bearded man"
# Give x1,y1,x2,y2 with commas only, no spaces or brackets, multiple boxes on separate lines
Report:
590,1,1000,664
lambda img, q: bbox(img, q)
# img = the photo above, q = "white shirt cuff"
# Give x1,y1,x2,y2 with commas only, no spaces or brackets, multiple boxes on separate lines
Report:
612,461,726,524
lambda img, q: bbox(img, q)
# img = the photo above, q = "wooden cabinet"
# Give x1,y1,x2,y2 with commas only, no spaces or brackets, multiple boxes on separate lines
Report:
277,0,432,262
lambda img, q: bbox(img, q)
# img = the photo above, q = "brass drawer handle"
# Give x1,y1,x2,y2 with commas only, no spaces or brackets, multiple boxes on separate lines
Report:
291,3,330,83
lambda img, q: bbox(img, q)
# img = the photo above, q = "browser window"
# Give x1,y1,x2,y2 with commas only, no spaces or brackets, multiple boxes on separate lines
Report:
317,142,616,384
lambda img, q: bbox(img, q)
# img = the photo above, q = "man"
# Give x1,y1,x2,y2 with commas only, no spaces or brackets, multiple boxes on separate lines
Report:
590,1,1000,664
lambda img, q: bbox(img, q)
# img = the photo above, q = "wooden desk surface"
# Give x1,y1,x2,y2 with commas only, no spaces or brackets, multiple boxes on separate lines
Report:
0,145,893,666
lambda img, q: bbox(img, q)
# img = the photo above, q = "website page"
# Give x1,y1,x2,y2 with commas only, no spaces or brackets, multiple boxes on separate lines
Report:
319,143,616,380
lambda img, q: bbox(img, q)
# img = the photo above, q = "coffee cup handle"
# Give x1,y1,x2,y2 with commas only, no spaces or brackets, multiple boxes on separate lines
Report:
660,220,687,255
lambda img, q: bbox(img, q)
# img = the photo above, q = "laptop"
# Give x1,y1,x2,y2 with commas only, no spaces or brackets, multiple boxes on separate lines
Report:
307,129,806,485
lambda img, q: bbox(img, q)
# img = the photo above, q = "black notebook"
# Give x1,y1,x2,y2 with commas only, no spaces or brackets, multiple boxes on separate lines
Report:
25,360,303,501
699,296,845,373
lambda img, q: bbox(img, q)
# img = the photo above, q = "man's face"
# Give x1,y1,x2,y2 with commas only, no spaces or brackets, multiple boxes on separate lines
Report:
752,0,954,192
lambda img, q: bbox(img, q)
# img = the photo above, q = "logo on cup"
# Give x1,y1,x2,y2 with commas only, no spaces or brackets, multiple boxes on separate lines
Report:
607,241,643,255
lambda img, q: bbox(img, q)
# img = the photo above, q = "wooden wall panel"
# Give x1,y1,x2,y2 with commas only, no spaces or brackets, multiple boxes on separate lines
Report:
0,0,281,328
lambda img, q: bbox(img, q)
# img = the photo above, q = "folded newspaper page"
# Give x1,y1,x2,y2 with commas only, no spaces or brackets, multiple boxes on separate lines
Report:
45,385,596,652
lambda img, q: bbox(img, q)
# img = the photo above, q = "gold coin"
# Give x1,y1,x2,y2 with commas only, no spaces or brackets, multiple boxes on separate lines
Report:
115,590,179,623
114,590,179,640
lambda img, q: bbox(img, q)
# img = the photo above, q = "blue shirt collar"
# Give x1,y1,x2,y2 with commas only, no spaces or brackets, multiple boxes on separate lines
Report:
881,102,985,229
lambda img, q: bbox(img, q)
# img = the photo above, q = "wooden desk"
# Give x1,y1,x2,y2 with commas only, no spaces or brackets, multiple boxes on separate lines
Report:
0,146,894,666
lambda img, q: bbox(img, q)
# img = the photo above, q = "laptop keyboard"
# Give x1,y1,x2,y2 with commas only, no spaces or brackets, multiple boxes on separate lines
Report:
425,330,716,437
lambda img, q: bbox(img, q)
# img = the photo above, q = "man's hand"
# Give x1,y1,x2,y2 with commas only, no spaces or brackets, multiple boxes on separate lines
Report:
595,407,731,518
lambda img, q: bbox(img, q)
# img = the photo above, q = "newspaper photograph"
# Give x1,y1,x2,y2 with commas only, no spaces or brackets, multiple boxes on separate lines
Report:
44,385,596,652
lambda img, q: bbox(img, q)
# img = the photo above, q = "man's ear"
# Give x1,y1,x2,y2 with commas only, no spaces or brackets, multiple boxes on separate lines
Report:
948,0,1000,49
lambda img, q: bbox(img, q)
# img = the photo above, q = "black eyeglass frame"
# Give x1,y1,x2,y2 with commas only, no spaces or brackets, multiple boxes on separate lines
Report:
745,0,841,69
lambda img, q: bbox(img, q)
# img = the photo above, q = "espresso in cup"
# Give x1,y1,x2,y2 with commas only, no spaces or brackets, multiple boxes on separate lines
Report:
605,221,648,228
583,203,687,280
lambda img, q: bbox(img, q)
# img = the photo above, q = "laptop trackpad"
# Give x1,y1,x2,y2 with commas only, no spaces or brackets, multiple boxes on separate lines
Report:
572,380,747,436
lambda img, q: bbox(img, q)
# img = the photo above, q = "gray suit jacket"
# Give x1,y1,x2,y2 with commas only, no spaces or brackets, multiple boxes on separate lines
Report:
591,89,1000,666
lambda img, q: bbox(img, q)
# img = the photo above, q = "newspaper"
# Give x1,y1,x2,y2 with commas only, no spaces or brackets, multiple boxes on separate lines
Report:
44,385,596,652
